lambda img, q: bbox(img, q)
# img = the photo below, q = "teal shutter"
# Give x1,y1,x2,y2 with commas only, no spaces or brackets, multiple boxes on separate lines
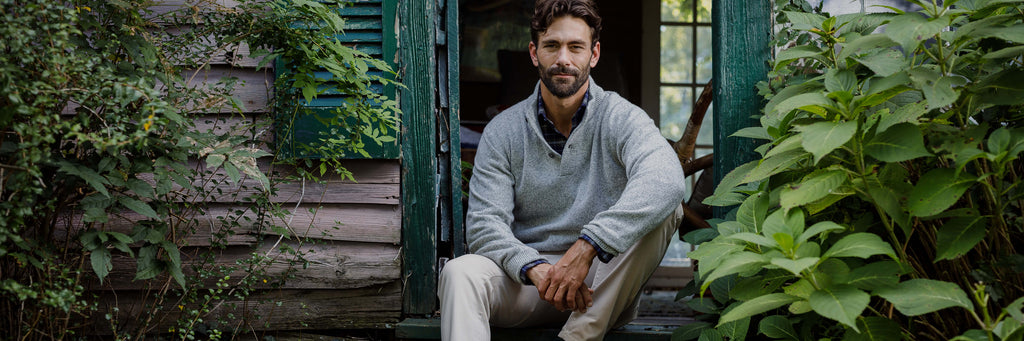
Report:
275,0,400,159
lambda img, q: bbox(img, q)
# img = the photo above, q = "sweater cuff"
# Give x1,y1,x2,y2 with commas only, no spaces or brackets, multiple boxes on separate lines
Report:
580,234,614,263
519,259,550,285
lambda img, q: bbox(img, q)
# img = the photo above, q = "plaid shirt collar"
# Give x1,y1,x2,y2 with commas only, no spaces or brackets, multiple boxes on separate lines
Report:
536,88,590,154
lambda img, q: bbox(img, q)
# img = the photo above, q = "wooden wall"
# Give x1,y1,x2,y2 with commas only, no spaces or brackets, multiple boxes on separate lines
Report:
75,0,404,335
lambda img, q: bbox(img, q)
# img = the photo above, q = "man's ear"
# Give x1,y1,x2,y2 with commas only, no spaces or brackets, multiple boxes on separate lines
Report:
590,41,601,68
529,41,539,67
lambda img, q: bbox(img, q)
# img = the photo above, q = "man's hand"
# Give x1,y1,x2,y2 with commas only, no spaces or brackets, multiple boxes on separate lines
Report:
534,239,597,313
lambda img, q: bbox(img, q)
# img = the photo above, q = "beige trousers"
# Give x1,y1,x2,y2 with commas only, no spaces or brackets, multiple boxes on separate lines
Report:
438,205,683,341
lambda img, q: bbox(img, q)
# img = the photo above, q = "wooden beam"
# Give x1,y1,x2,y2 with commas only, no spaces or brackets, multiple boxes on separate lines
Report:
446,0,465,258
399,0,439,315
711,0,771,218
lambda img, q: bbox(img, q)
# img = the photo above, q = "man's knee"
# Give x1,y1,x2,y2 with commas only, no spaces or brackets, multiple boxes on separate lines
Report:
439,254,501,293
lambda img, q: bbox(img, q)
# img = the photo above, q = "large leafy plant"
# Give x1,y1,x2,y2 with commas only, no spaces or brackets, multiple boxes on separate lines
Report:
680,0,1024,340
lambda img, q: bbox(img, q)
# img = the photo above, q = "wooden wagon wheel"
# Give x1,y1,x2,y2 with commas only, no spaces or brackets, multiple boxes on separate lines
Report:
672,80,715,236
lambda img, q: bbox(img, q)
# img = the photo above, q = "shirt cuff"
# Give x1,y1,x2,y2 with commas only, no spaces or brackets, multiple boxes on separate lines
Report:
519,259,550,285
580,234,614,263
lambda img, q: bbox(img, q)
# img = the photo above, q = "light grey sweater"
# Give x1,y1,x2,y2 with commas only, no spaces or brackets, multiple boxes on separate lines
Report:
466,80,687,284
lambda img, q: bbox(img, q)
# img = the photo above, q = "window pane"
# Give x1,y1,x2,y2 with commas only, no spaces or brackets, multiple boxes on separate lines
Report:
696,26,713,83
696,0,712,22
660,26,693,83
696,102,714,146
660,86,693,141
661,0,694,22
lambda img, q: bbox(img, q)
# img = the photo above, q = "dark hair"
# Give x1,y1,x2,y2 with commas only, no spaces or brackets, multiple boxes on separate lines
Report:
531,0,602,46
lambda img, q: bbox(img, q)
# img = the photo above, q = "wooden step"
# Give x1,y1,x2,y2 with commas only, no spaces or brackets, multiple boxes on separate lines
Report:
396,316,693,340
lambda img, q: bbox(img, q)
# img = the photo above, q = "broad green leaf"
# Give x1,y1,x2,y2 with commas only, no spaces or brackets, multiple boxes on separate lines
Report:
765,134,804,159
837,12,898,35
994,316,1022,341
951,330,991,341
843,317,903,341
864,123,931,162
90,248,112,284
853,48,906,76
673,322,711,341
886,13,948,55
770,92,837,118
717,313,750,341
809,285,870,330
732,126,771,140
736,192,769,233
780,170,847,210
826,69,858,93
784,11,828,31
126,178,155,200
688,239,745,270
984,45,1024,59
975,24,1024,44
772,257,819,276
934,215,987,261
762,208,805,240
845,261,902,290
907,168,975,217
776,45,825,66
135,245,161,281
730,271,792,301
798,121,858,164
742,149,810,184
728,232,778,248
784,279,816,299
988,127,1011,154
1006,297,1024,326
700,252,769,293
58,161,110,197
718,293,800,326
876,101,927,133
710,274,737,305
876,279,973,316
758,315,798,340
682,228,719,245
823,233,897,260
866,71,911,95
970,69,1024,106
789,300,813,314
797,221,847,244
838,34,898,61
921,76,965,110
687,297,720,314
119,196,159,219
705,161,758,206
698,328,724,341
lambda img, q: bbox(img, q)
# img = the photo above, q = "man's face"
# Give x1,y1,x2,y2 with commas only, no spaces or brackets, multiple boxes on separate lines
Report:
530,16,601,99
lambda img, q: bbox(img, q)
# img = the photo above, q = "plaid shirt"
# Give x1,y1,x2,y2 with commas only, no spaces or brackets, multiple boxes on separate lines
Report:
519,88,614,285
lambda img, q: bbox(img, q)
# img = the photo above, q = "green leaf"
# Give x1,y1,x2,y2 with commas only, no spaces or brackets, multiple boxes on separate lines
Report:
975,24,1024,44
728,232,778,248
736,192,769,233
759,315,798,340
58,161,110,197
934,215,987,261
705,161,758,207
770,92,837,118
843,317,903,341
682,228,719,245
951,330,990,341
135,245,161,281
876,279,973,316
717,313,751,341
823,233,897,260
688,239,745,271
90,248,112,284
809,285,870,330
886,13,948,55
762,208,805,240
908,168,975,217
718,293,800,326
742,149,810,185
838,34,898,61
784,11,828,31
772,257,820,276
126,178,155,200
826,69,858,93
776,45,825,65
732,127,771,140
845,261,902,290
864,123,931,162
781,169,847,210
853,48,906,77
687,297,720,314
673,322,711,341
797,121,857,164
876,101,927,134
797,221,847,244
709,274,737,305
118,196,159,219
697,328,724,341
700,252,769,294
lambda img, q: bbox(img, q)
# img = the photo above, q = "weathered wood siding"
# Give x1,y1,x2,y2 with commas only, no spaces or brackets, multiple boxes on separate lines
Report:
75,0,404,334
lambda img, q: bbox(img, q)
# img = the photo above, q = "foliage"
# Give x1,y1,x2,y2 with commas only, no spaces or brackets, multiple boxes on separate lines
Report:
677,0,1024,340
0,0,399,339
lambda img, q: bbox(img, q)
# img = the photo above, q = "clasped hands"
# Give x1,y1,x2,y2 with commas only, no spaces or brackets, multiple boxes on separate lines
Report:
525,239,597,313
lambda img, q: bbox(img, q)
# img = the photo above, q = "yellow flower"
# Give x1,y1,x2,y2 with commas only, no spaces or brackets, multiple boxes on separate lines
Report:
178,305,184,310
262,279,267,283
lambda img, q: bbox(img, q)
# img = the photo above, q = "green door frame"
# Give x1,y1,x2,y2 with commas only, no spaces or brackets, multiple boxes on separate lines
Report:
711,0,771,218
399,0,463,316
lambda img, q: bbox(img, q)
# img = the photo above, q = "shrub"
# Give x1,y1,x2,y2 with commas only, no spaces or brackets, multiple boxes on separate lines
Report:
678,1,1024,340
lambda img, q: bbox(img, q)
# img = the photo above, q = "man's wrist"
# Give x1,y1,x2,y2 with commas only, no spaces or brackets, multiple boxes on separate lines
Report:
520,259,549,285
579,234,614,263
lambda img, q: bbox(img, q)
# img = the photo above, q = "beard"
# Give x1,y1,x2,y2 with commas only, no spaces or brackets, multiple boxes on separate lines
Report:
538,63,590,98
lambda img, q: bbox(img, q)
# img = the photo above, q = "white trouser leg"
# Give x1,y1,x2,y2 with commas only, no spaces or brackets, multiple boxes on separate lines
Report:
558,204,683,341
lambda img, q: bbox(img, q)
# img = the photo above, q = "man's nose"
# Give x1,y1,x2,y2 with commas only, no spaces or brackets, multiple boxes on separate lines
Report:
555,46,572,66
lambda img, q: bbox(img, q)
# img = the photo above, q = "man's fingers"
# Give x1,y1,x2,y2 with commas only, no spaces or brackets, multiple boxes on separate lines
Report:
573,287,587,313
581,285,594,309
552,285,567,311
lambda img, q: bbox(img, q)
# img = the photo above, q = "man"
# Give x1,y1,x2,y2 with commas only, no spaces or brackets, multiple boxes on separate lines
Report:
438,0,686,339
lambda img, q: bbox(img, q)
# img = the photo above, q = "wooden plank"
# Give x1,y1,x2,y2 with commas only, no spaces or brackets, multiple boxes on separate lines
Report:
61,203,400,247
396,318,681,340
91,240,400,290
180,66,273,114
711,0,771,218
86,283,401,334
400,0,439,316
446,0,465,257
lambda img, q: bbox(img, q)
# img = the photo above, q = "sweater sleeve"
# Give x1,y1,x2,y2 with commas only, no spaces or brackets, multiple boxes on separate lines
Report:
465,121,544,284
580,104,687,256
